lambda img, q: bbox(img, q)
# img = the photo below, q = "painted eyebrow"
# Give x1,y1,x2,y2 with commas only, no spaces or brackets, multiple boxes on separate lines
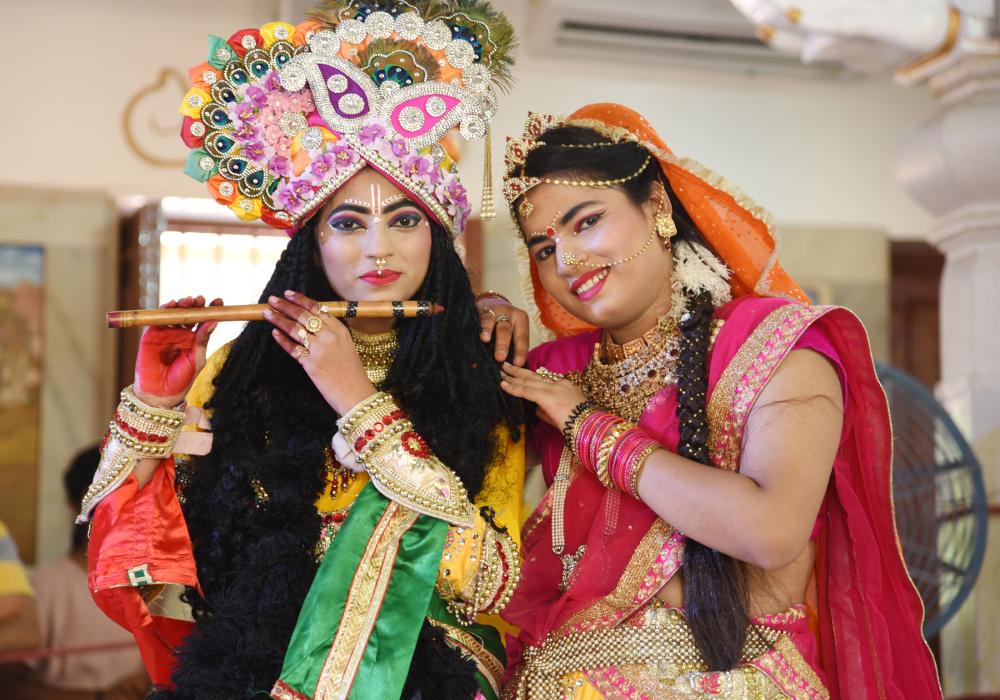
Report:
384,199,422,215
525,234,551,248
328,203,369,216
561,201,599,226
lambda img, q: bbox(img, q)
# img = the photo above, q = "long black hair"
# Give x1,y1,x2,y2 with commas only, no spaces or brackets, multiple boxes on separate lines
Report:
155,213,523,698
516,125,751,671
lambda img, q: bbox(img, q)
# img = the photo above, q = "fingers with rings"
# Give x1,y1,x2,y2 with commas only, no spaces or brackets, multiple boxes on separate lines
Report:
495,313,512,325
534,367,564,383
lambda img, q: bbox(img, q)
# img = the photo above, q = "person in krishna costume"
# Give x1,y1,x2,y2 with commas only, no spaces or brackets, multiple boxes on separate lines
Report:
77,2,536,698
492,105,943,699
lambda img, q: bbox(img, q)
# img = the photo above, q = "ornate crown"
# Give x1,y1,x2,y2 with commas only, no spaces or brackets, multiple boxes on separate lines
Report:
501,112,639,218
179,1,515,236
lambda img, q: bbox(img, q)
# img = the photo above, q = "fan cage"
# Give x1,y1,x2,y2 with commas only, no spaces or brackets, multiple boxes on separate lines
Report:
876,363,988,638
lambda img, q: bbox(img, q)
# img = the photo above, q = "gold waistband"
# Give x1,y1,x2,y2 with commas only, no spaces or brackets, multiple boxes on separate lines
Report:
506,606,827,700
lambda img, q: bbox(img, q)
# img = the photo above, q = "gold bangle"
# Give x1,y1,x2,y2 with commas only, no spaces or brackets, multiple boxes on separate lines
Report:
595,423,629,489
629,443,660,500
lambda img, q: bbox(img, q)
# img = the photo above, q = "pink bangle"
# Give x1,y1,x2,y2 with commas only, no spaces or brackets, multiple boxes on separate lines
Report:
573,411,622,475
607,428,660,499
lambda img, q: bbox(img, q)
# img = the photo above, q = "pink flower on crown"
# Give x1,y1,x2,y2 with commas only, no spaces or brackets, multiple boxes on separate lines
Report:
436,175,470,231
268,155,291,178
233,121,259,144
274,182,301,211
263,71,282,91
401,153,435,181
230,100,258,124
309,152,337,183
267,92,292,114
245,85,268,109
390,137,408,158
331,143,358,171
263,124,283,147
289,91,315,114
243,141,269,164
291,177,315,201
358,122,386,146
275,136,293,158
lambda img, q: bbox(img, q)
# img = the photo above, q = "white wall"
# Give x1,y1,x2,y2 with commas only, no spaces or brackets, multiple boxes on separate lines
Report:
5,0,935,235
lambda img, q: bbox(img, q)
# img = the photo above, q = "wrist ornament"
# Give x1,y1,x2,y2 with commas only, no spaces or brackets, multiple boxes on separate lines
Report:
572,410,661,498
77,386,186,522
572,410,626,488
441,518,521,625
475,290,511,304
338,392,476,527
561,400,595,449
607,429,660,499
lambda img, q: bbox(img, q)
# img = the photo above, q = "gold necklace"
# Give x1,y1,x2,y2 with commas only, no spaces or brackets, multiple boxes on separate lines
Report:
567,316,680,423
349,326,398,389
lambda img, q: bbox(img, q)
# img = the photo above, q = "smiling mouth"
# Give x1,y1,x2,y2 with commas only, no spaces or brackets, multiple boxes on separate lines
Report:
571,267,610,297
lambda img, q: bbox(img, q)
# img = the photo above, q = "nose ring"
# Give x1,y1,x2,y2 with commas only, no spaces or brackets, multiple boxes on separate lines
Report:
560,251,581,267
375,257,387,276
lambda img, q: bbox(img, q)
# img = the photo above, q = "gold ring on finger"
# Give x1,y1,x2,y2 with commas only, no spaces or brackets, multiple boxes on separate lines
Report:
293,345,310,359
305,316,323,334
495,313,512,324
296,327,309,343
319,304,330,315
479,306,498,319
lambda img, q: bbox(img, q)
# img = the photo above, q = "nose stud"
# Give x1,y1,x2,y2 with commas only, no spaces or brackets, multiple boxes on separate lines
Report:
375,257,387,276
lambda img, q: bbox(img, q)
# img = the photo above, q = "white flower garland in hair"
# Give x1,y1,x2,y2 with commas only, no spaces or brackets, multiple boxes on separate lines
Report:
669,239,732,320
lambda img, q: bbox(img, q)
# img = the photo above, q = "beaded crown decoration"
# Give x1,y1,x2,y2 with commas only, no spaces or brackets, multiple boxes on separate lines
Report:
179,0,515,237
501,111,640,217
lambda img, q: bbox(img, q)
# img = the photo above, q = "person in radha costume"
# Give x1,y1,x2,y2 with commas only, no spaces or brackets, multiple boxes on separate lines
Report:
492,105,942,699
77,3,533,698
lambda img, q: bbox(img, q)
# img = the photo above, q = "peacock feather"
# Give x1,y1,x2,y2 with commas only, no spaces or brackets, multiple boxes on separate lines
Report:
358,37,441,85
306,0,515,91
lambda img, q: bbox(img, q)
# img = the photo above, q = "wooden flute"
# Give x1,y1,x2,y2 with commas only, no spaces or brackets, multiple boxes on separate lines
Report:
106,300,445,328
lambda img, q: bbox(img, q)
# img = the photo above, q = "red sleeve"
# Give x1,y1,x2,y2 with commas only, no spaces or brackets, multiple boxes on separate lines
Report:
87,458,197,687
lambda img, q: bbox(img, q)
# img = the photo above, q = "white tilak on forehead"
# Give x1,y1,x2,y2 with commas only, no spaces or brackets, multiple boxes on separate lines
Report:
344,187,407,226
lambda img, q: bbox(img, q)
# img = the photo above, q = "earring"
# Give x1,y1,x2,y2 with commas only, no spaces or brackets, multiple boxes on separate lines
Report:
655,213,677,241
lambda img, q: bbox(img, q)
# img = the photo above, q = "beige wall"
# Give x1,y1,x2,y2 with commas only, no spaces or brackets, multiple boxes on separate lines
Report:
4,0,920,560
0,187,118,565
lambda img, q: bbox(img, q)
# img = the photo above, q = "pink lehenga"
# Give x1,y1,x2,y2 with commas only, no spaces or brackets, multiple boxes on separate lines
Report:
499,104,941,699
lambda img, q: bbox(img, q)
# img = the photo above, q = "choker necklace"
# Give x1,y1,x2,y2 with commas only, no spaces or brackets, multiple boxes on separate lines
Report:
568,316,680,423
349,327,398,389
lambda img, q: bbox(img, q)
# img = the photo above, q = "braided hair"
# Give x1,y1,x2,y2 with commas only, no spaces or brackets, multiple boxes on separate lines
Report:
517,125,750,671
155,214,523,698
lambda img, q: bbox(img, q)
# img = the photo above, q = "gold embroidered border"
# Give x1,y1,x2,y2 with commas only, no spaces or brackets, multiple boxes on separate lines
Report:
707,304,831,472
554,519,677,637
428,618,505,697
313,503,418,700
752,635,830,700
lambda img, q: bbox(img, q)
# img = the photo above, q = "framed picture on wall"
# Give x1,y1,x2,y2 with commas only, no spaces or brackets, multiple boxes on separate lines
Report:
0,243,44,563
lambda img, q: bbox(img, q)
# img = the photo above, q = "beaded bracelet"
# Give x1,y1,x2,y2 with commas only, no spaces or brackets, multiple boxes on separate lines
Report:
78,386,187,522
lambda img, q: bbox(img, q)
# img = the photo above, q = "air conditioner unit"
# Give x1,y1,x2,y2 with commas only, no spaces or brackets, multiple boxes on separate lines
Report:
525,0,850,78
